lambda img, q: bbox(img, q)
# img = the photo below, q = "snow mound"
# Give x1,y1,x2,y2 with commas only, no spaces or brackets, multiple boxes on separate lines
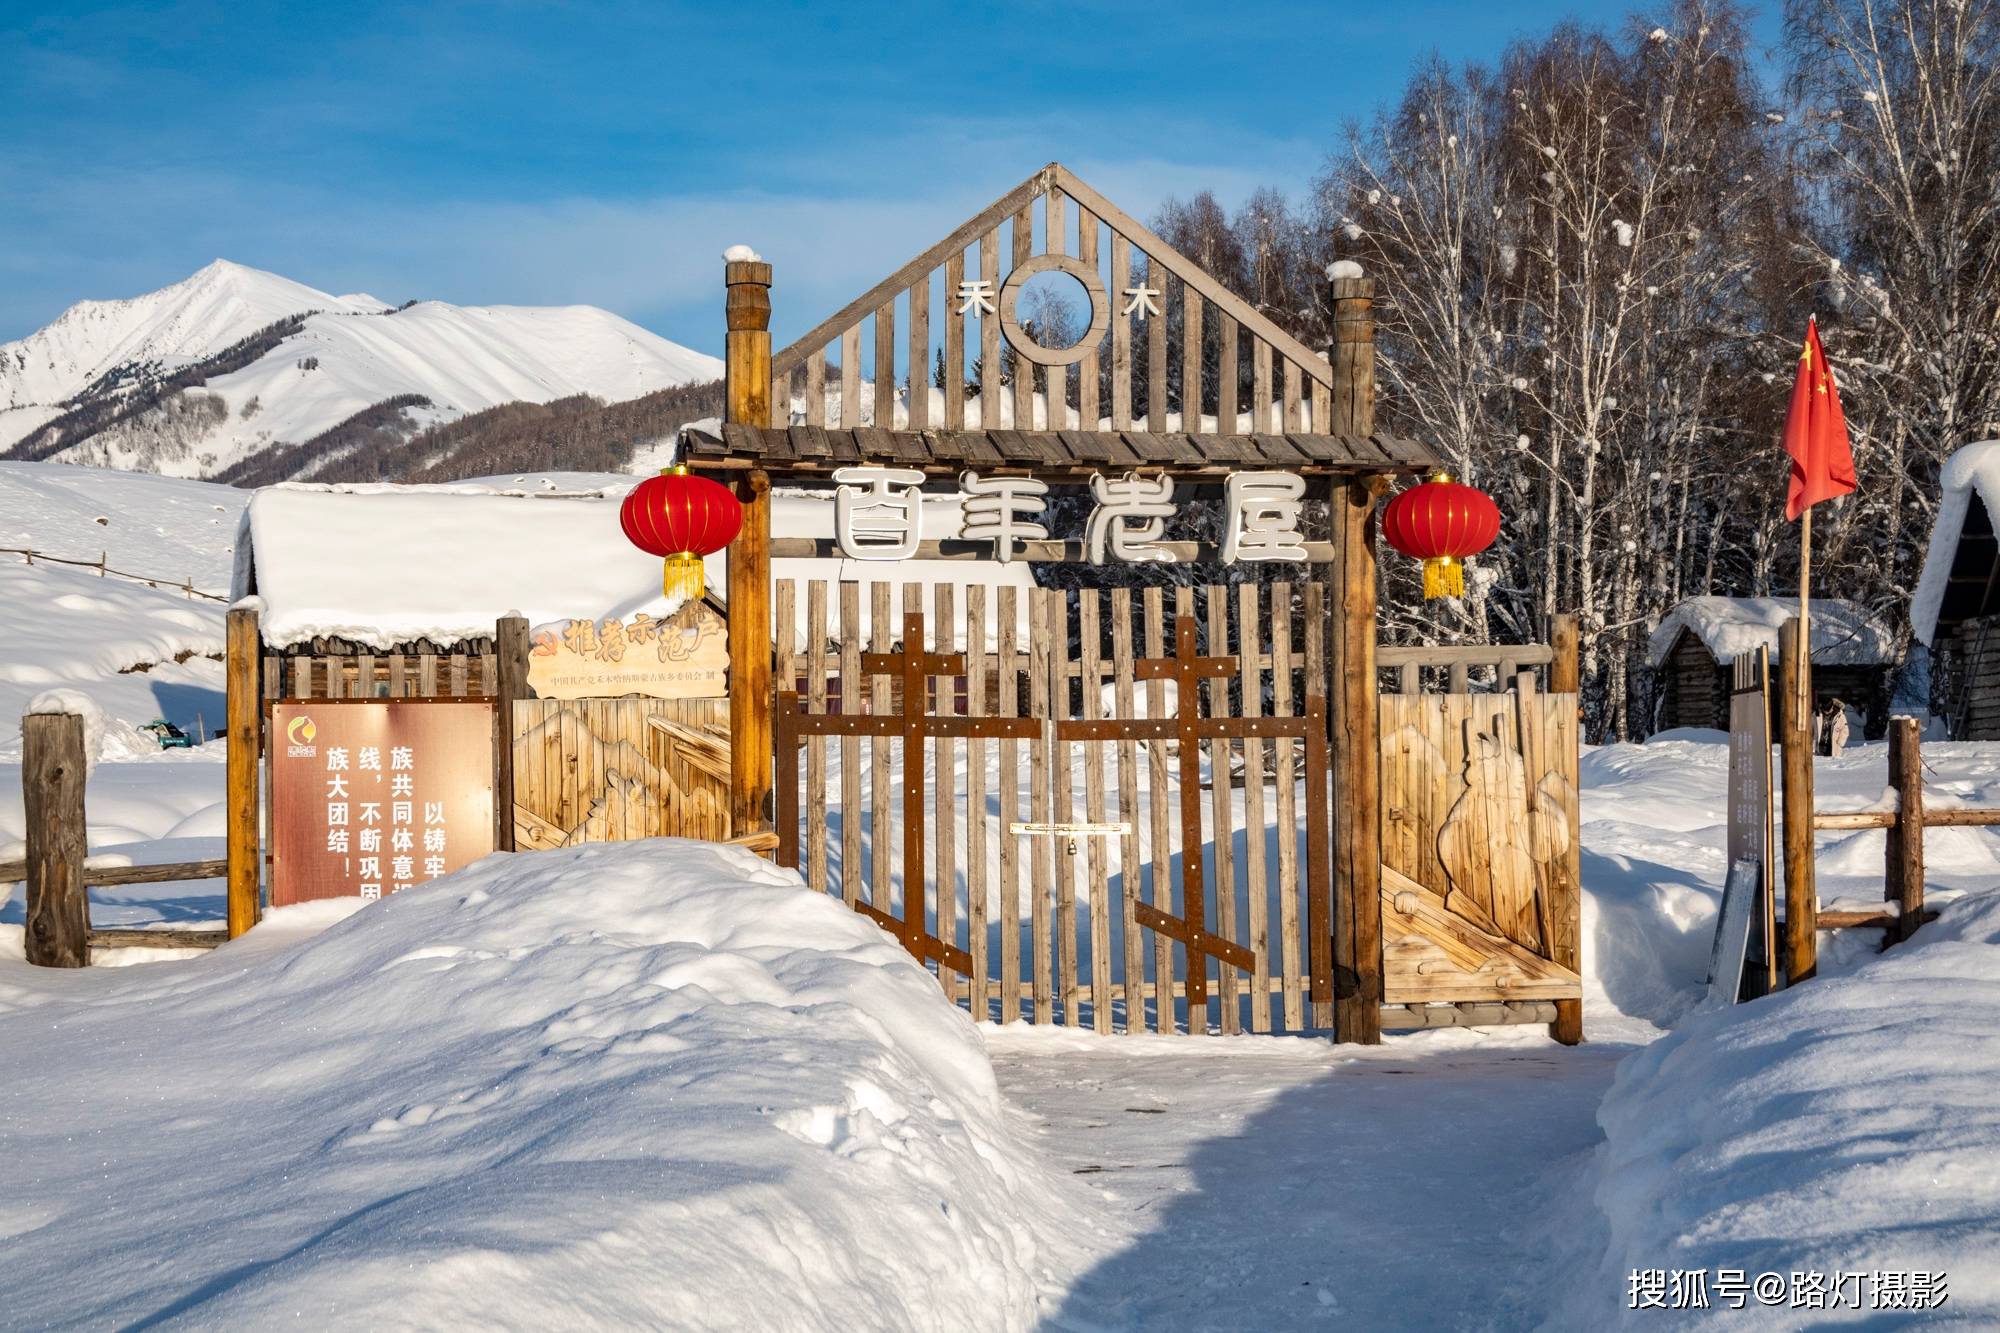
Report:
0,840,1091,1328
1576,892,2000,1326
1647,595,1899,667
1911,439,2000,645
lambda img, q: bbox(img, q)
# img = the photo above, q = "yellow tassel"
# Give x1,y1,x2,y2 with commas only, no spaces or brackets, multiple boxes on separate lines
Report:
1423,556,1465,599
663,552,705,601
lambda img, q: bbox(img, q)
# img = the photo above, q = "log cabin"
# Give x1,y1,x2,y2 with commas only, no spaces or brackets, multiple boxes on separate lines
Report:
1911,441,2000,737
1647,595,1899,738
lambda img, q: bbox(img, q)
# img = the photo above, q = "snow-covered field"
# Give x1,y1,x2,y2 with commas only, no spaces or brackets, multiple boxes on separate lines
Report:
1,464,1994,1328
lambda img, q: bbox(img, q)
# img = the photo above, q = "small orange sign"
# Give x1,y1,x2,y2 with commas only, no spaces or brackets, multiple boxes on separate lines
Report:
269,700,497,907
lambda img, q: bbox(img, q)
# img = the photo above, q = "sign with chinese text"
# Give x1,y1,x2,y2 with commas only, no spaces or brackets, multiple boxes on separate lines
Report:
270,700,496,907
1725,651,1776,998
527,602,727,700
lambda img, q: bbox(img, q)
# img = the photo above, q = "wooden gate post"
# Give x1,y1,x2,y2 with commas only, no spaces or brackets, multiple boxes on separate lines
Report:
1778,617,1817,982
1888,715,1924,941
23,711,88,967
725,256,775,841
1548,612,1584,1044
225,605,262,938
1328,271,1383,1045
494,615,531,852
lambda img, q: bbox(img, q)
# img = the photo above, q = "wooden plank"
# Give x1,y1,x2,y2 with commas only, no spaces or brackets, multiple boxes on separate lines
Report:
1283,359,1303,430
448,650,468,698
840,325,862,429
224,607,261,939
1271,583,1303,1030
1146,258,1168,430
1029,588,1054,1023
87,928,227,951
807,582,829,896
806,347,826,427
417,651,437,697
1252,339,1273,433
1305,582,1333,1027
979,228,1001,426
997,585,1022,1023
965,584,990,1022
907,275,929,431
1206,584,1239,1033
1076,205,1100,430
1044,183,1067,431
494,617,530,852
23,712,87,967
1333,476,1384,1043
1111,588,1145,1034
875,300,897,428
773,168,1045,375
1239,584,1273,1033
1013,200,1035,431
1052,590,1080,1026
1217,311,1239,432
1181,284,1204,430
1110,232,1133,430
840,582,863,908
872,582,894,914
1081,589,1113,1033
934,583,958,998
1143,587,1175,1033
943,249,965,430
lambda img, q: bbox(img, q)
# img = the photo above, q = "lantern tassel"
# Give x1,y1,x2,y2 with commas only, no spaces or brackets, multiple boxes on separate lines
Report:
663,552,705,601
1422,555,1465,600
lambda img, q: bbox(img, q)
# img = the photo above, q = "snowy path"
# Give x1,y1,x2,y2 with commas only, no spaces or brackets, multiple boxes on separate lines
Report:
989,1027,1627,1331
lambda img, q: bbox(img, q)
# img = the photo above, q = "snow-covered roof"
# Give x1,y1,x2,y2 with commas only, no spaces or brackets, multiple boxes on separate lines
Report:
1910,440,2000,646
1647,596,1899,668
237,480,1034,650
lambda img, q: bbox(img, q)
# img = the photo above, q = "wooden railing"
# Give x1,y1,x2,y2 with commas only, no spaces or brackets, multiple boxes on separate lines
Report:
5,547,226,601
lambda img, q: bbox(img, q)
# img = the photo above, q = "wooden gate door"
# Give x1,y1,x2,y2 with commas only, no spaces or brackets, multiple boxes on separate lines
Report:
773,579,1333,1037
1377,677,1583,1023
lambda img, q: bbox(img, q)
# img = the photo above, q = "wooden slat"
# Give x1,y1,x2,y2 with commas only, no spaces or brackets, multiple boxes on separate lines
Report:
1110,232,1133,431
806,347,826,427
1283,358,1303,430
944,249,965,430
1206,584,1238,1033
907,274,929,431
1146,257,1168,430
1271,581,1304,1031
1076,204,1100,430
1253,339,1273,433
1112,588,1144,1034
807,582,830,895
979,228,1001,426
1044,183,1067,431
1239,585,1273,1034
1029,588,1054,1023
1052,591,1080,1026
1012,200,1035,431
1305,581,1334,1028
934,582,958,998
1081,589,1113,1033
871,581,894,914
875,299,897,428
1181,284,1204,430
840,582,863,908
1144,587,1176,1033
1217,311,1239,431
966,584,990,1022
998,585,1024,1023
841,325,862,429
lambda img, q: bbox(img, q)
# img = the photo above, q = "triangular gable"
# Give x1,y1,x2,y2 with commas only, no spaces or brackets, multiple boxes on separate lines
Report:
768,163,1338,436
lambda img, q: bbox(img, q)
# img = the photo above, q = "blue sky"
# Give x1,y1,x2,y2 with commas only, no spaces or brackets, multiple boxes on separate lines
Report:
2,1,1782,354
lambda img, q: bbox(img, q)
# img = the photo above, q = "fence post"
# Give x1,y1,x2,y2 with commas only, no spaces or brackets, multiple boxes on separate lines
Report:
1778,617,1817,983
225,606,262,939
1328,271,1383,1045
1888,715,1924,941
725,255,775,846
1547,611,1584,1044
23,711,88,967
494,615,531,852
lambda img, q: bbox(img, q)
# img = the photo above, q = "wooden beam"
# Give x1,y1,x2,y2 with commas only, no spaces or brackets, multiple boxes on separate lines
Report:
1331,478,1384,1044
1547,610,1583,1044
23,711,88,967
225,605,261,939
726,259,776,843
82,859,229,887
1889,716,1925,941
1779,617,1817,984
494,615,531,852
87,928,227,951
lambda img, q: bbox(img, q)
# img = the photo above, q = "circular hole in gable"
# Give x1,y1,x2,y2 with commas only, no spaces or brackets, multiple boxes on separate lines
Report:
1013,268,1094,353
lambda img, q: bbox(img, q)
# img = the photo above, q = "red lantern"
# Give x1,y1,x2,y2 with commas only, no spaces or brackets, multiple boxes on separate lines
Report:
1381,472,1500,599
620,466,743,600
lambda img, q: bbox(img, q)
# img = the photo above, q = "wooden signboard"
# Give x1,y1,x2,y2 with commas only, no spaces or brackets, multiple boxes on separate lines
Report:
1726,647,1777,997
1702,858,1761,1011
528,602,727,701
269,699,497,907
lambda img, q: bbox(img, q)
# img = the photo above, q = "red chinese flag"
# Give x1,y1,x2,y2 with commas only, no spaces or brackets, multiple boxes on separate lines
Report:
1783,317,1856,521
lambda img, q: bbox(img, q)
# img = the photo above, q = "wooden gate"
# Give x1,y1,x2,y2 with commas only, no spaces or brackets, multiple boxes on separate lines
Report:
1376,649,1583,1030
774,578,1333,1035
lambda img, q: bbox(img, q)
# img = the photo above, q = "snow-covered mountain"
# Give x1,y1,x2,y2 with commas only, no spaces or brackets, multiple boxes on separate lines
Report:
0,261,723,481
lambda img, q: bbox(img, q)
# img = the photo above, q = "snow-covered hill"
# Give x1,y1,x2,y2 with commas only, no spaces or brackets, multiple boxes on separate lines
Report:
0,261,723,480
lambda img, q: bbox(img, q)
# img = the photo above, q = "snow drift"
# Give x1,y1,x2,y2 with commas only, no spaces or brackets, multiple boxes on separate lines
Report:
0,840,1092,1329
1575,891,2000,1325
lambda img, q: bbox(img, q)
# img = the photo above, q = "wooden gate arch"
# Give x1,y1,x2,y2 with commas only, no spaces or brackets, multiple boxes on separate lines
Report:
685,160,1583,1045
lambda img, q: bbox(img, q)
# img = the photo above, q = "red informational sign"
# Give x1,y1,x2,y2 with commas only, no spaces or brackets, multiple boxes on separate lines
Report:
269,700,496,908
